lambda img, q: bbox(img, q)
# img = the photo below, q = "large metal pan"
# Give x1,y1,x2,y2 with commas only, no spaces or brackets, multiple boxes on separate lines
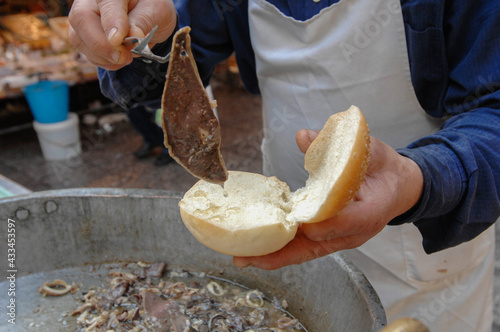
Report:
0,188,386,331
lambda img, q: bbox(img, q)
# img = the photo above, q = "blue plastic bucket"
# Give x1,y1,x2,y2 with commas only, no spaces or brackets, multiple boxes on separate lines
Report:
23,80,69,124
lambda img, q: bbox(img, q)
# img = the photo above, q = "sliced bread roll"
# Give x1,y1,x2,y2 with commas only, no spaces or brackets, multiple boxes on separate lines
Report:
179,106,370,257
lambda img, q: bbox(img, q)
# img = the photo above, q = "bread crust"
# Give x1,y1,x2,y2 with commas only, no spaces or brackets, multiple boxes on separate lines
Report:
180,207,298,256
305,107,370,223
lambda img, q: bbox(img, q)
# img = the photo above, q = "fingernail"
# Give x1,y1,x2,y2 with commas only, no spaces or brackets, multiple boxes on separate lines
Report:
308,130,318,141
107,27,118,41
111,51,120,64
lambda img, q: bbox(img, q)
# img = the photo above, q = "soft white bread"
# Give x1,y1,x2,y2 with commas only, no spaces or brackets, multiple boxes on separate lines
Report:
287,105,370,223
179,106,370,257
179,172,298,256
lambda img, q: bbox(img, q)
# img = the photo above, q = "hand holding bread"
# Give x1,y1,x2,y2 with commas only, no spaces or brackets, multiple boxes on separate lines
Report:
233,135,425,270
180,106,383,258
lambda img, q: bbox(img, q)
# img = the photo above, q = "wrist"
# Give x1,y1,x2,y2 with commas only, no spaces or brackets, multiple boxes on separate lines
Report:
395,154,424,218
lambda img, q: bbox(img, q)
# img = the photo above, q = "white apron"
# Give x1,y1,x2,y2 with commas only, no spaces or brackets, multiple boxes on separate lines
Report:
248,0,494,330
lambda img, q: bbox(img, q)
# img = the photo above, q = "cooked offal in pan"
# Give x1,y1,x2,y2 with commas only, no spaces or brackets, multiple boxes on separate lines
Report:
71,262,307,331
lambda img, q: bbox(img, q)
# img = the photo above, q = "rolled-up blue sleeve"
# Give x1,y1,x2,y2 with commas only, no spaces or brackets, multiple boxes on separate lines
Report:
391,0,500,253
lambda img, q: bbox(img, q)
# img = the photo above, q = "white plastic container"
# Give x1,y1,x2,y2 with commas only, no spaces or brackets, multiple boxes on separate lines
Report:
33,112,81,161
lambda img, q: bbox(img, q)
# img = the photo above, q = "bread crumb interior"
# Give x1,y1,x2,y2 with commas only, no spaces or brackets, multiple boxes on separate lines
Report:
288,107,360,223
180,106,365,229
180,172,294,230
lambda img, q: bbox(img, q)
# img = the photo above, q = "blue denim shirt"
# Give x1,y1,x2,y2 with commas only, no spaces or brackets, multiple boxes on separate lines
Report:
99,0,500,254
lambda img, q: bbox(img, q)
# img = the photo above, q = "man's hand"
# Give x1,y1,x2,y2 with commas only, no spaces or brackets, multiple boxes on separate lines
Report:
68,0,176,70
233,130,424,270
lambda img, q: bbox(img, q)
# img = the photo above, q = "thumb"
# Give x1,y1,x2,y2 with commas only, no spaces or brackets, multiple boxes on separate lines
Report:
128,0,177,44
296,129,319,154
97,0,130,46
128,24,147,40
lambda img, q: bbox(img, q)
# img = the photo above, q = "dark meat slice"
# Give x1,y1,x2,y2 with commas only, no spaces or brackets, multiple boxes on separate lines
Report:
96,282,128,309
136,262,167,279
146,262,166,278
161,26,228,184
141,290,189,332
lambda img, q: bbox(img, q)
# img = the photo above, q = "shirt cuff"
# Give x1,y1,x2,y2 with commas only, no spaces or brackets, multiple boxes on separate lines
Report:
388,148,431,226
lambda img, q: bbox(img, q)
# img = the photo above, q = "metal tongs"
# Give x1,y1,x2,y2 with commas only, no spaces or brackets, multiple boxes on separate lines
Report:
122,25,170,63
